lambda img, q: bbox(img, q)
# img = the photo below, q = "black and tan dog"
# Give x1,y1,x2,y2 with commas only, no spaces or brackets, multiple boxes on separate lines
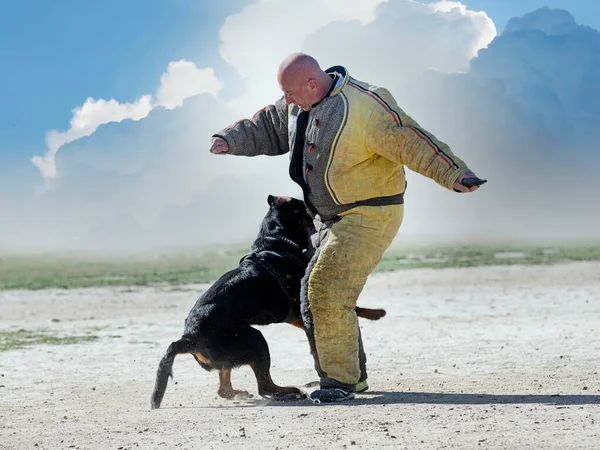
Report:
151,195,385,408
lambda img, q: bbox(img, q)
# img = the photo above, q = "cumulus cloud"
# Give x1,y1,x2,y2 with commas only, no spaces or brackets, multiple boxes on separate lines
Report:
471,7,600,137
156,60,223,109
302,0,496,88
430,1,497,57
30,60,223,184
503,6,577,35
31,95,153,181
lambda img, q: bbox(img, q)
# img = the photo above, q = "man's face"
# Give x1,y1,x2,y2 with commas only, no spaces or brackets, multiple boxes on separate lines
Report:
280,77,315,111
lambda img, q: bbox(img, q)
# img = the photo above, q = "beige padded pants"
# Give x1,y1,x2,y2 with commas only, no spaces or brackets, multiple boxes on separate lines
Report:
301,204,403,388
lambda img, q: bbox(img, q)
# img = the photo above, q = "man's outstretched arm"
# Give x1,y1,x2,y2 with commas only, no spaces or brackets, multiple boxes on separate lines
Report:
366,89,483,193
211,97,289,157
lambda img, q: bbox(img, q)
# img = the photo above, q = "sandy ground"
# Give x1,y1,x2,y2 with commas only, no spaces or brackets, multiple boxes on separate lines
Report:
1,262,599,450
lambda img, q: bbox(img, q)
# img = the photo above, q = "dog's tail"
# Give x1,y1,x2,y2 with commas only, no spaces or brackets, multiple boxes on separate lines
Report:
288,306,386,329
355,306,386,321
151,338,192,409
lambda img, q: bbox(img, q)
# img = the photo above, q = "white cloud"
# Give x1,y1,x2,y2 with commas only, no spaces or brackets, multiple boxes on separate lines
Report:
430,1,497,58
300,0,496,89
156,59,223,109
31,95,153,181
31,60,223,184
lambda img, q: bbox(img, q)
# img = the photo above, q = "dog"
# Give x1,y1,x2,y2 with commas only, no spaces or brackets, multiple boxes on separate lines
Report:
151,195,386,408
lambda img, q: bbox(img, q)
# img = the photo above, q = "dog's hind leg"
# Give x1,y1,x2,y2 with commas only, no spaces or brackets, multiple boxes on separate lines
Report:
217,369,252,400
151,338,192,409
239,326,306,400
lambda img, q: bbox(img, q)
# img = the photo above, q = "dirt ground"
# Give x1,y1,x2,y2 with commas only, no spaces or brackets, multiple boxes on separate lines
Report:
1,262,599,449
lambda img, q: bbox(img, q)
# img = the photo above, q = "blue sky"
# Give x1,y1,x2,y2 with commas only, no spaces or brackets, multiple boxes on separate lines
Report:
1,0,599,250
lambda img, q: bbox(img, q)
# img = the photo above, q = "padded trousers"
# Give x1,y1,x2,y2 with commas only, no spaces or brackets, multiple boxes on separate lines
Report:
300,204,403,389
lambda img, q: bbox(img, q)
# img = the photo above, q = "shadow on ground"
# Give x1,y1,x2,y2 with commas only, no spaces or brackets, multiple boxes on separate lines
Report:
264,391,600,407
159,391,600,409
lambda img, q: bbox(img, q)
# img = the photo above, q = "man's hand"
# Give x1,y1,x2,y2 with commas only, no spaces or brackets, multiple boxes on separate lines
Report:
453,171,485,193
209,137,229,154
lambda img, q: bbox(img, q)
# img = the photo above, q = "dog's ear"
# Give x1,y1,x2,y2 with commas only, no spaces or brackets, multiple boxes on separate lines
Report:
268,195,291,207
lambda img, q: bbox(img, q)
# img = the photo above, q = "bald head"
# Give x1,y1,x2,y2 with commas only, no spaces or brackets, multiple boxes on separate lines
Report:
277,53,332,111
277,53,322,85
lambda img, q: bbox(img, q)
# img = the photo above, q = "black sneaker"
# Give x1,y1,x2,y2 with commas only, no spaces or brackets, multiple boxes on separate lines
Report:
309,387,355,404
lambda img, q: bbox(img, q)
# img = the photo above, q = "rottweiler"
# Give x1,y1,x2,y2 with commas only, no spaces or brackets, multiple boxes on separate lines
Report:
151,195,385,408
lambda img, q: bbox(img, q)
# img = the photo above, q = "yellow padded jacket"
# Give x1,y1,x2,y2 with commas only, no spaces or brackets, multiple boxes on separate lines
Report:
215,66,470,220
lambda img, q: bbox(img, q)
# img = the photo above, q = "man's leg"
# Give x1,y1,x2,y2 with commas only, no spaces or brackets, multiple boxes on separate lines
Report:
300,205,403,402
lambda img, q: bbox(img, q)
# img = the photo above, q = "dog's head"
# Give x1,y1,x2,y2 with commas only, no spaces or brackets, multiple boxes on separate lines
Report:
266,195,313,249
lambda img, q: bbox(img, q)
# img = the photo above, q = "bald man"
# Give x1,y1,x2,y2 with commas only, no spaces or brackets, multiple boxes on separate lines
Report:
210,53,483,403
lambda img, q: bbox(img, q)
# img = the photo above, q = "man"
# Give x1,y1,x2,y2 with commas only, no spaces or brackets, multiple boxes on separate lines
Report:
210,53,483,403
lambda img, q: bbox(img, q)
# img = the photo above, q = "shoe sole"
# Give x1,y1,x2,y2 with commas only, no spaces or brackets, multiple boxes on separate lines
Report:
310,392,355,404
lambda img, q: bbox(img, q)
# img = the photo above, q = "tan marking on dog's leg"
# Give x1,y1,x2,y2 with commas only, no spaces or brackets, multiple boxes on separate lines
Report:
218,369,233,397
218,369,251,400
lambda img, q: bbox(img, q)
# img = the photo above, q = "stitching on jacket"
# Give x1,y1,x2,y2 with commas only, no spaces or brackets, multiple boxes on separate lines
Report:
407,126,459,169
348,82,404,127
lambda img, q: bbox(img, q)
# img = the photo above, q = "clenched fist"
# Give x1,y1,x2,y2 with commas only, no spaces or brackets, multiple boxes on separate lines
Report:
209,137,229,155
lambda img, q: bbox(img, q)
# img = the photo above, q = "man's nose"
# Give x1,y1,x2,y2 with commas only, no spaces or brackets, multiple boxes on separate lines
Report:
284,94,294,105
